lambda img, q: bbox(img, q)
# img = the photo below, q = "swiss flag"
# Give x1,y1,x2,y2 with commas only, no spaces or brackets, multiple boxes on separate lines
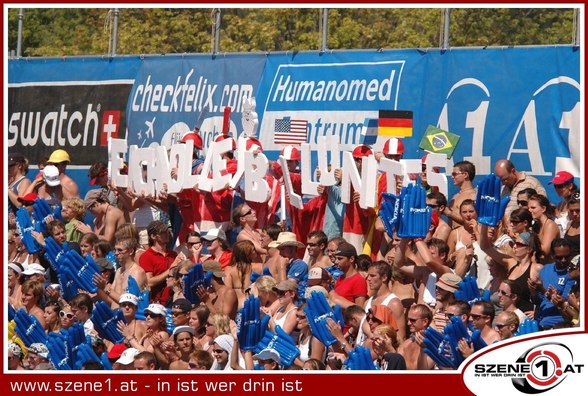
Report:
101,111,120,146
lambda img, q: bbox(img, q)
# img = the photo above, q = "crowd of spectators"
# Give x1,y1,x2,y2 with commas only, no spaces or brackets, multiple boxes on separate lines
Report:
6,139,580,371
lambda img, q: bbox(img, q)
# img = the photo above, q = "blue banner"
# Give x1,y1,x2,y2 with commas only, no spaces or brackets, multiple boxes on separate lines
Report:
125,54,266,150
8,47,580,204
255,47,580,201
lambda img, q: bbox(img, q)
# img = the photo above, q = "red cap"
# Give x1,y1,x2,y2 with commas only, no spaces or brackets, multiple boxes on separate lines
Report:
280,145,301,160
214,134,236,150
245,137,263,153
17,193,38,203
89,169,108,186
352,145,373,159
181,130,203,149
107,343,127,359
382,138,405,155
549,171,574,185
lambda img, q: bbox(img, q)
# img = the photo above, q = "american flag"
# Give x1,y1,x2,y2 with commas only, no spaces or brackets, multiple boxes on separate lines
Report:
274,117,308,145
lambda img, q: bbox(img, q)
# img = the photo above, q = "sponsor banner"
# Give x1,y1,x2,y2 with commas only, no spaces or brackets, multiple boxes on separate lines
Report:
255,47,580,203
125,54,266,152
462,332,588,395
8,83,133,165
8,47,580,205
7,57,141,167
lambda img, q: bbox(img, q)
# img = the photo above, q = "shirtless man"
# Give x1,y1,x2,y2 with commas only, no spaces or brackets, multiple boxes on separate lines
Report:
77,189,125,244
364,261,406,342
426,191,451,242
444,160,477,229
261,224,288,281
46,149,80,198
197,260,238,320
25,165,66,208
397,304,435,370
468,301,501,345
95,237,148,309
306,230,332,269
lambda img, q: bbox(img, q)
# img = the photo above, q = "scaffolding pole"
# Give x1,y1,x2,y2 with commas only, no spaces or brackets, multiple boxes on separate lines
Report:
573,8,580,47
17,8,24,57
212,8,221,54
440,8,451,50
111,8,119,56
320,8,329,52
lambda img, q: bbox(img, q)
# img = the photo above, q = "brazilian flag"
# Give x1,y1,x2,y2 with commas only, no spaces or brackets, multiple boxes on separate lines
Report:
419,125,461,158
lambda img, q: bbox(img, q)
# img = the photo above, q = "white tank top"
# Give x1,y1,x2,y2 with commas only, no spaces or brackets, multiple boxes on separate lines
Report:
273,306,297,329
364,293,399,312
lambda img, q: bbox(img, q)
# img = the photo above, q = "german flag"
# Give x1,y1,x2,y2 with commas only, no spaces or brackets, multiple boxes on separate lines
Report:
378,110,413,137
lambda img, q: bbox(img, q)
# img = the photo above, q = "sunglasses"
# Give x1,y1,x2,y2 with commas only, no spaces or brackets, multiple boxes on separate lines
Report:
469,314,487,320
144,312,162,318
444,312,455,319
554,255,571,262
188,362,199,369
306,242,319,247
171,311,187,317
59,311,74,319
240,209,252,217
205,322,214,327
120,302,135,308
114,247,127,253
494,323,508,330
498,290,511,297
427,203,440,208
451,171,465,177
407,317,421,323
187,241,202,246
516,200,528,206
514,241,528,248
366,316,382,323
212,349,226,354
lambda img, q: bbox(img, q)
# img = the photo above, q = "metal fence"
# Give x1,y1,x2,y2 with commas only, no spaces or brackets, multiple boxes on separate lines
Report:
10,8,581,58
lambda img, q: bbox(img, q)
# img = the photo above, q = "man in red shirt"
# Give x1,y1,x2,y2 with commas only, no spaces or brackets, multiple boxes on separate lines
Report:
139,220,179,304
329,241,368,308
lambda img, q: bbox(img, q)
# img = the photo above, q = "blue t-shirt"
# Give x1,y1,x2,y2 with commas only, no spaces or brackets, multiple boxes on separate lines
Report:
287,258,308,283
537,263,576,329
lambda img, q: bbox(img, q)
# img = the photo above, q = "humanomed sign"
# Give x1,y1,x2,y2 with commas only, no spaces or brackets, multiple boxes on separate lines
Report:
260,60,404,150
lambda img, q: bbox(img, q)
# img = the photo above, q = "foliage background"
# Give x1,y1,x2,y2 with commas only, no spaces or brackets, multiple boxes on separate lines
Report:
7,7,577,57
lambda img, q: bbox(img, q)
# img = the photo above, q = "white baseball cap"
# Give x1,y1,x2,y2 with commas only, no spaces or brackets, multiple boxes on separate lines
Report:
202,228,227,241
115,348,140,365
118,293,139,306
22,263,46,276
253,348,281,363
43,165,61,187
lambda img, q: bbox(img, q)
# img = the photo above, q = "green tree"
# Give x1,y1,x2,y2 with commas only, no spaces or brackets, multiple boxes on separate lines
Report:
7,7,576,57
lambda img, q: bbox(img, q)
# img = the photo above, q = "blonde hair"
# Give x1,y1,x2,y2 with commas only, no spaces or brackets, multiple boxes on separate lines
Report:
254,275,277,293
115,223,140,247
62,197,86,220
373,324,399,350
209,313,231,336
